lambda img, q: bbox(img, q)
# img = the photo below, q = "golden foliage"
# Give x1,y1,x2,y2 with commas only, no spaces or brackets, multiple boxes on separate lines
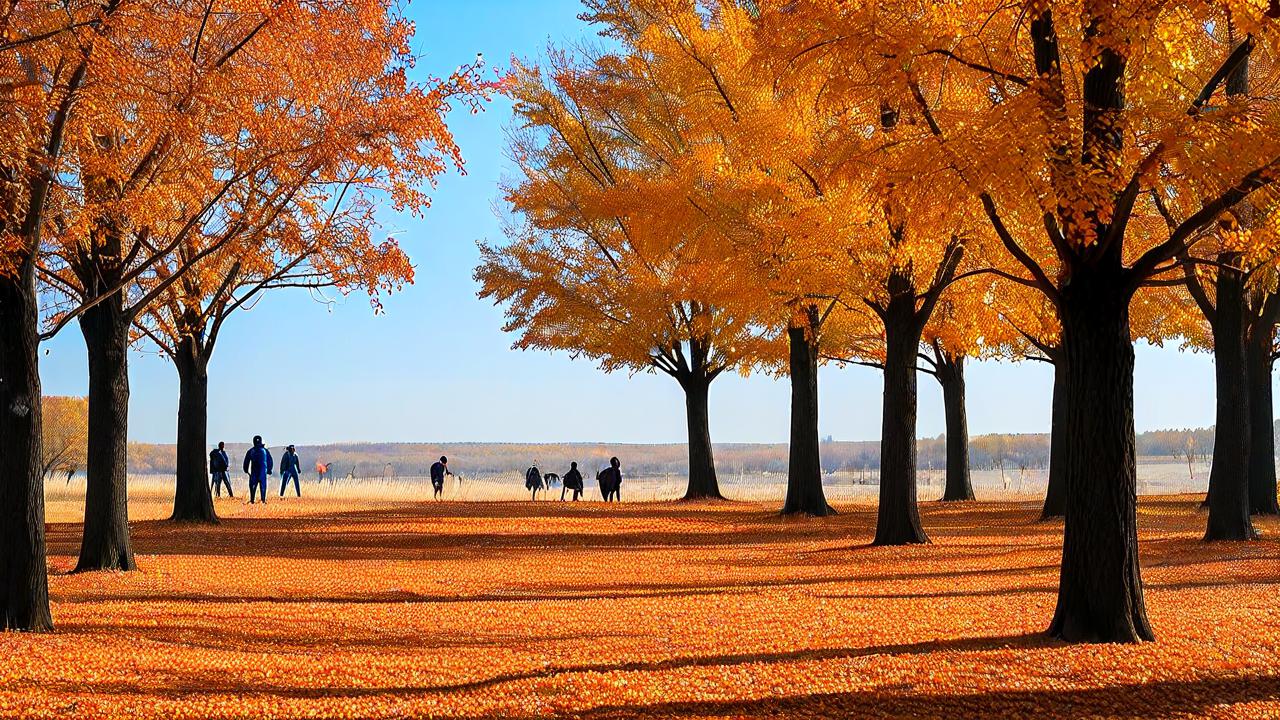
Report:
3,0,496,338
40,396,87,478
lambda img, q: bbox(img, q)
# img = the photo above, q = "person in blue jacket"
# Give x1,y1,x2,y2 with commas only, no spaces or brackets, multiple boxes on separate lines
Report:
279,445,301,497
243,435,274,504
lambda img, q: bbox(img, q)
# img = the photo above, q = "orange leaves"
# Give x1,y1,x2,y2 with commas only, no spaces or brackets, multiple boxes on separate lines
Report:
28,0,499,355
479,14,763,380
1,0,494,349
3,497,1279,718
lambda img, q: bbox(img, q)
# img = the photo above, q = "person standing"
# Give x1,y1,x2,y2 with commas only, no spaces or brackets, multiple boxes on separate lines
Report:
599,456,623,502
561,462,583,501
525,462,544,501
243,435,274,504
280,445,302,498
430,456,451,500
209,442,233,498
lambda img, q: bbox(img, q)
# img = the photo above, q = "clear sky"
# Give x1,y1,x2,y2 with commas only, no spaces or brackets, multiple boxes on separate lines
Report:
36,0,1248,446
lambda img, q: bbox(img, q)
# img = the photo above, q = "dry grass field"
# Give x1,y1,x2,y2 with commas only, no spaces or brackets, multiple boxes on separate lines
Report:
3,480,1279,719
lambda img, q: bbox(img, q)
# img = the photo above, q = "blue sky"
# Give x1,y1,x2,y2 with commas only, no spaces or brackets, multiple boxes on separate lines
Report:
37,0,1238,446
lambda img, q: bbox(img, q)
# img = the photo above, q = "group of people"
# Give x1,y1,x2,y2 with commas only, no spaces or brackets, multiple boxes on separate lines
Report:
211,446,625,504
208,437,304,504
525,457,622,502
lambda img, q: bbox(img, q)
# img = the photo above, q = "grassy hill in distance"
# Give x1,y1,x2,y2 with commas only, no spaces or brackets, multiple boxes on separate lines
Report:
125,426,1229,478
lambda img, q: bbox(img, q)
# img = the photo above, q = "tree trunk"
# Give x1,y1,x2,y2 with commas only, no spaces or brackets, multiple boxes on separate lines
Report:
1246,313,1279,515
681,375,723,500
1041,360,1068,520
1048,274,1152,643
1204,260,1256,541
937,354,974,502
171,339,218,522
874,302,928,544
781,313,833,516
75,294,136,572
0,258,54,631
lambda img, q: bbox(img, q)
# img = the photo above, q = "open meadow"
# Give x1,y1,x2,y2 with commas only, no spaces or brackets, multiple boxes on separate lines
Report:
2,478,1278,719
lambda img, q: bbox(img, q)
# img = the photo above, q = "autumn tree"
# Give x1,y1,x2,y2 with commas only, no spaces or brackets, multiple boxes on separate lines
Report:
736,19,987,535
579,0,865,516
131,35,487,525
34,0,488,565
569,0,995,533
1170,182,1280,519
41,396,89,480
997,290,1071,519
477,52,758,500
767,0,1280,641
1161,26,1261,540
1245,261,1280,514
1,0,126,630
918,285,1008,503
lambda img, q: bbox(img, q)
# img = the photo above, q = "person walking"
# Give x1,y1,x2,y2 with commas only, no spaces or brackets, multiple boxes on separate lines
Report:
280,445,302,497
561,462,584,501
430,456,451,500
243,435,274,504
599,456,623,502
209,442,233,497
525,462,544,501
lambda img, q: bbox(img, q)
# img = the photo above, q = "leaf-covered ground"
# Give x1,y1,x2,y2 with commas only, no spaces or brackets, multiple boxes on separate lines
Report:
3,495,1278,718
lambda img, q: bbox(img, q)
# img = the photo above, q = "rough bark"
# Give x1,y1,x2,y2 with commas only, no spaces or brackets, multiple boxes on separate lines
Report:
1246,306,1279,515
1041,360,1068,520
0,258,54,631
1048,271,1153,643
1204,259,1256,541
782,311,834,516
936,354,974,502
874,295,928,544
681,375,723,500
75,293,137,572
171,337,218,522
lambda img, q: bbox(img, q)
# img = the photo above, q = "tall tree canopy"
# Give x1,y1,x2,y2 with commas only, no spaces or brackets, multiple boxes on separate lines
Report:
764,0,1280,641
478,45,761,500
2,0,491,626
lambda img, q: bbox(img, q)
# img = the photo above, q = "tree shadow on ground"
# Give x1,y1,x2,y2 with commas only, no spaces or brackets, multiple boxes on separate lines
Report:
564,674,1280,719
39,631,1054,700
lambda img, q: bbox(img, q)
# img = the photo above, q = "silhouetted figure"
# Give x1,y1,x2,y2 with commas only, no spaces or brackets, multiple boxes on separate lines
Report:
430,456,451,500
598,456,622,502
526,463,544,501
209,442,232,497
243,435,273,504
64,465,76,485
280,445,301,497
561,462,583,501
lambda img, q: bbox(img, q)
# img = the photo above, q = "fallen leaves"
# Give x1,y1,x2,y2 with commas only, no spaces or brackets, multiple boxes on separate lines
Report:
2,496,1278,718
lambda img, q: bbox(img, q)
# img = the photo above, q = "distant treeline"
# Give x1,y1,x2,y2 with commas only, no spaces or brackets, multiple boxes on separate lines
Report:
126,425,1250,477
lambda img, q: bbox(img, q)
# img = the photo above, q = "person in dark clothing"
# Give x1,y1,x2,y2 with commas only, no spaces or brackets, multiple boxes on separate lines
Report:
561,462,584,501
598,456,622,502
280,445,301,497
525,462,544,501
209,442,232,497
430,456,451,500
243,435,273,504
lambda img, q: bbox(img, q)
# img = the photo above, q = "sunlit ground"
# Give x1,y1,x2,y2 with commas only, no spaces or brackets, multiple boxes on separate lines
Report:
4,481,1278,719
